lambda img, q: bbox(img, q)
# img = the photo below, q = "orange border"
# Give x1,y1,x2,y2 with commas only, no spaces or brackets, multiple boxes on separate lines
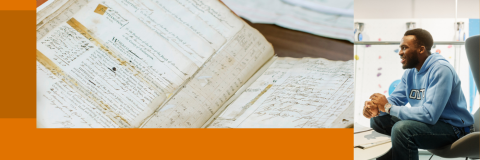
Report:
0,10,35,117
0,0,35,10
1,119,353,159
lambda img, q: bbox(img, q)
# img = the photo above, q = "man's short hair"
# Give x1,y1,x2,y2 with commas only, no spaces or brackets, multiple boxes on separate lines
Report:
404,28,434,54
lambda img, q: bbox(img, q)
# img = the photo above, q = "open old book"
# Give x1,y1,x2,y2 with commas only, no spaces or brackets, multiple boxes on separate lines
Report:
37,0,354,128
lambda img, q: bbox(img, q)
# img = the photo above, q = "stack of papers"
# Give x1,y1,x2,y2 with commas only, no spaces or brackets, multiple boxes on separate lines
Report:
354,122,373,133
354,130,391,149
222,0,354,42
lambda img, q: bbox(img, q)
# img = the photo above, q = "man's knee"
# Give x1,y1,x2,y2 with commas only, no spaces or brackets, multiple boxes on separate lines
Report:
391,120,417,139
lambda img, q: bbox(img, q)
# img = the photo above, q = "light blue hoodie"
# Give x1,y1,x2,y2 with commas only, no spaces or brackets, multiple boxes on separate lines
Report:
384,54,474,127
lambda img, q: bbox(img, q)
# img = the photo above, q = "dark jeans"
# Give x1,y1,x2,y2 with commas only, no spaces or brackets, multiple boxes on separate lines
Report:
370,115,458,160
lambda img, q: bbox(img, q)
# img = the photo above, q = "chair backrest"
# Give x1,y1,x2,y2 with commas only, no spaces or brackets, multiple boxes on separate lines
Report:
465,35,479,131
465,35,479,91
474,108,479,131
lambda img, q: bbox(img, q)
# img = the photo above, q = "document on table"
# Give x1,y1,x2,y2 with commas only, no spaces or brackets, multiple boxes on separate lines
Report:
221,0,354,42
36,0,273,128
207,58,354,128
354,130,391,149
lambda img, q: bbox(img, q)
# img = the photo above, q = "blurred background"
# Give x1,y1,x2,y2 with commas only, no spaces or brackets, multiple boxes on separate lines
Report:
354,0,479,129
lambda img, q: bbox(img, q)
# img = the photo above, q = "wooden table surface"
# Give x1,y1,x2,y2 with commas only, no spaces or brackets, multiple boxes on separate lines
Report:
37,0,353,61
245,20,353,61
37,0,48,8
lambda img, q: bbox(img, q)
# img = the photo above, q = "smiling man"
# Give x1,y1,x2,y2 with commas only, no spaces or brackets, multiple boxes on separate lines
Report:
362,28,474,160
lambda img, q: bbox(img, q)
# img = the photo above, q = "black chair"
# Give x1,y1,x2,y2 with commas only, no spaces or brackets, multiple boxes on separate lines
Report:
427,35,480,159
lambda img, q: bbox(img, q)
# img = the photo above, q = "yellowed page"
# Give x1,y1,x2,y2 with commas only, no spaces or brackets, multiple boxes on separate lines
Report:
141,25,274,128
37,0,247,128
37,0,69,24
37,0,89,41
208,58,354,128
37,61,121,128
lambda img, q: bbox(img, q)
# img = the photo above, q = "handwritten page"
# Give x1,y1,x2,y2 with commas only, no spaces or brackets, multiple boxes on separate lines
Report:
37,0,68,24
141,25,274,128
37,0,250,128
37,61,120,128
37,0,90,41
37,22,166,127
207,58,354,128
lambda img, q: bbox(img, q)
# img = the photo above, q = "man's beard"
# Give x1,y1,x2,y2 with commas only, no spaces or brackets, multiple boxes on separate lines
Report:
402,52,419,69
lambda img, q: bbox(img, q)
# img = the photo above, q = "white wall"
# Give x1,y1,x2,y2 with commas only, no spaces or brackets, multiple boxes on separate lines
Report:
355,0,479,19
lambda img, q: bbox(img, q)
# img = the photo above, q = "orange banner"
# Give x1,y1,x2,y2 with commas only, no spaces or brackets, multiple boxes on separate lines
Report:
1,119,353,159
0,0,35,10
0,10,35,118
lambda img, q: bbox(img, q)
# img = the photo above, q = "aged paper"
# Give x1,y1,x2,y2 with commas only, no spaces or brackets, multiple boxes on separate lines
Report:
37,0,248,128
208,58,354,128
37,0,89,41
37,61,120,128
37,0,69,24
221,0,354,42
141,25,274,128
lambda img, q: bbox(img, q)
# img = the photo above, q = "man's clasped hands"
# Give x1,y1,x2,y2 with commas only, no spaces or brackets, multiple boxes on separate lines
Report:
363,93,389,119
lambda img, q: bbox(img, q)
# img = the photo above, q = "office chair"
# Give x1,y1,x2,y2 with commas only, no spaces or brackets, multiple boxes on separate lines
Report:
427,35,480,159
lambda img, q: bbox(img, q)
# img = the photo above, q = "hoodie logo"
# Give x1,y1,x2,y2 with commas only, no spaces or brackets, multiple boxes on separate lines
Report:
409,89,425,100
